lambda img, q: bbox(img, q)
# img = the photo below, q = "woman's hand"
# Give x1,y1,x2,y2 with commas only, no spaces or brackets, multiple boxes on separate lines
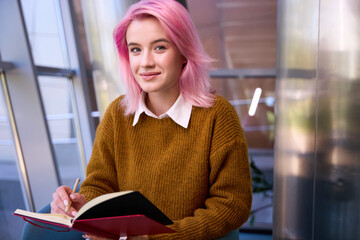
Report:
50,185,86,217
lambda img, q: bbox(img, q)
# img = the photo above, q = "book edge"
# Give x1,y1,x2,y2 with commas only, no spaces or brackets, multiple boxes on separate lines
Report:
13,211,72,228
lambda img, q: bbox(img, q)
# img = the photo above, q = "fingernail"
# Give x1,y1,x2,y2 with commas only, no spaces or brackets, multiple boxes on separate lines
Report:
64,200,68,206
70,194,75,199
72,211,77,216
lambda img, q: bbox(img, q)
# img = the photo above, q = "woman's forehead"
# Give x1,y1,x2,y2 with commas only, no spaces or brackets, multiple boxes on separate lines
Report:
126,17,171,44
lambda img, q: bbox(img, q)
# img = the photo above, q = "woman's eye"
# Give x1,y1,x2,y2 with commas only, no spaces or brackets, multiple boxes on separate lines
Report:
155,45,166,51
130,47,141,53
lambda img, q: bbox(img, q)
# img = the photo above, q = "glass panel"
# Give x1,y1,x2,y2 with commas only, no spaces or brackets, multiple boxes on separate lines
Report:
187,0,277,230
0,73,26,240
20,0,69,68
38,76,83,186
212,77,275,149
314,0,360,239
187,0,277,69
212,77,274,229
273,0,319,239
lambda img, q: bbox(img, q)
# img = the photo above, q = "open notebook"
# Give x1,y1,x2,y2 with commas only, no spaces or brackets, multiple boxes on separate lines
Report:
14,191,175,238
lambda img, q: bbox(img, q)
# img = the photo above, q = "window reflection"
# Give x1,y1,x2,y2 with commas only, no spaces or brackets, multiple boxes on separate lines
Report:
79,0,134,116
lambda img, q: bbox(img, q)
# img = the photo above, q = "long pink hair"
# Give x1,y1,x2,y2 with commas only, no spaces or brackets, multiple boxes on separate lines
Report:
114,0,215,115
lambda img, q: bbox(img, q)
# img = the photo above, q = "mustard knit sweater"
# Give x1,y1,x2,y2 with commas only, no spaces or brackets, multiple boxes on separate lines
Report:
79,95,252,240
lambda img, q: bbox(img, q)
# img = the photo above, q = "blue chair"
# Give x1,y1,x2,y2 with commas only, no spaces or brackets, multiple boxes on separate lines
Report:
217,230,239,240
22,204,239,240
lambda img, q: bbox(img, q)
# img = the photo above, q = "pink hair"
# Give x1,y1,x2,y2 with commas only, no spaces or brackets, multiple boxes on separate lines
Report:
113,0,215,115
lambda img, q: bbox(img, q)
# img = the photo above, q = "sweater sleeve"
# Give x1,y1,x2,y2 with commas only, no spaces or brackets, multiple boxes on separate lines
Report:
79,101,120,201
151,99,252,240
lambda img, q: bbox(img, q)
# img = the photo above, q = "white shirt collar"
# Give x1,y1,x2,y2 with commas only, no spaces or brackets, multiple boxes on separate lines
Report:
133,92,192,129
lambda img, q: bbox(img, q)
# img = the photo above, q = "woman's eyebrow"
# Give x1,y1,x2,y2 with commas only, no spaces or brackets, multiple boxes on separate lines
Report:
151,38,170,44
127,38,170,47
127,42,139,47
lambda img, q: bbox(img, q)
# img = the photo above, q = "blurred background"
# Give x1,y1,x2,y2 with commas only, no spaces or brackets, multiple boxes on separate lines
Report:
1,0,360,239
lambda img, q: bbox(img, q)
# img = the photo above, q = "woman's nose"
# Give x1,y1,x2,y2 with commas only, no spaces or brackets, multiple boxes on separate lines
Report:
141,50,155,68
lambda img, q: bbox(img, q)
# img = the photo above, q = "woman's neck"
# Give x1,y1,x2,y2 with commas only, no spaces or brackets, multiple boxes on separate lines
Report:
145,90,180,117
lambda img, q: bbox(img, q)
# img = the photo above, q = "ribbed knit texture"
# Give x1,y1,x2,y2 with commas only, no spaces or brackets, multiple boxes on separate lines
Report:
79,95,252,240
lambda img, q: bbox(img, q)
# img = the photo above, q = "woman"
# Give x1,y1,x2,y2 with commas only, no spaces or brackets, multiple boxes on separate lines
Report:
51,0,252,239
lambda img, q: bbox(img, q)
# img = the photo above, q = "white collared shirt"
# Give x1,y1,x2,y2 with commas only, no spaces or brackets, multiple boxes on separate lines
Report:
133,92,192,128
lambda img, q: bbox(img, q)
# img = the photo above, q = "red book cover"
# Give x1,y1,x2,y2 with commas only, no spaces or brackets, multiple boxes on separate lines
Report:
14,191,175,238
73,215,174,238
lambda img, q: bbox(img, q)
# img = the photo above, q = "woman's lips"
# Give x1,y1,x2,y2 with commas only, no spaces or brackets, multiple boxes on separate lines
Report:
140,72,161,81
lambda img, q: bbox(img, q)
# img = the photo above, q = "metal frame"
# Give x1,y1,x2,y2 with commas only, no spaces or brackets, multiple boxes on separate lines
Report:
36,66,75,78
0,61,15,72
209,68,276,78
0,0,60,211
210,68,316,79
58,0,96,165
0,72,34,211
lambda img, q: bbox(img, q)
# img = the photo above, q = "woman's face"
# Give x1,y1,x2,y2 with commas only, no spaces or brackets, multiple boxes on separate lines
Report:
126,17,185,98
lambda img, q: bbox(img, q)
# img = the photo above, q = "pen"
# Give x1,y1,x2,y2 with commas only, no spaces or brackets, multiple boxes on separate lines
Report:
65,178,80,213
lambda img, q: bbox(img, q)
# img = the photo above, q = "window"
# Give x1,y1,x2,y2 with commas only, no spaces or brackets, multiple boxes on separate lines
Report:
21,0,69,68
187,0,277,230
0,0,95,237
20,0,94,185
38,76,85,186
